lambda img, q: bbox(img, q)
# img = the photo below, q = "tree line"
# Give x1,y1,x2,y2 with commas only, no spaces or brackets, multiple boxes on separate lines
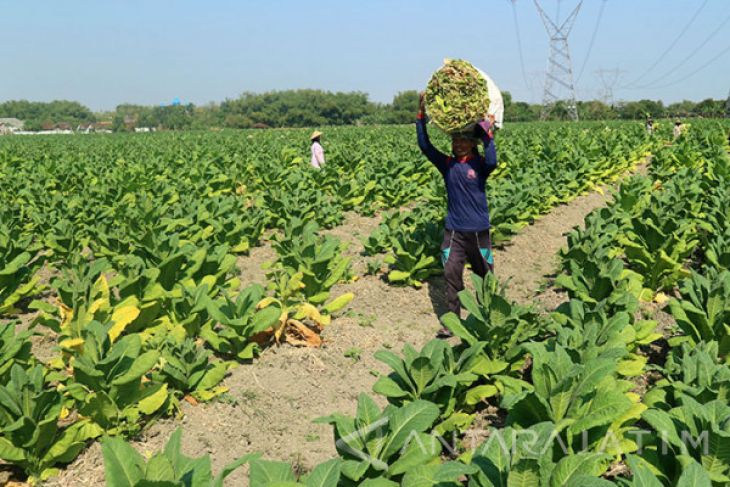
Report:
0,100,95,131
1,91,727,131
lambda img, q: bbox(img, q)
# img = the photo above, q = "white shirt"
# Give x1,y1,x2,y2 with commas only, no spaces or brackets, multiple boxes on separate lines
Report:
311,141,325,168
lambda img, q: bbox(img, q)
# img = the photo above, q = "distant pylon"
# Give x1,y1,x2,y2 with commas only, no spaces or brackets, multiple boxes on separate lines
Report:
594,68,625,106
534,0,582,121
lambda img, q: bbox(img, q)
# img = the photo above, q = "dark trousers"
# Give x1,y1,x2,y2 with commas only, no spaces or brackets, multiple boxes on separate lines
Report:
440,229,494,316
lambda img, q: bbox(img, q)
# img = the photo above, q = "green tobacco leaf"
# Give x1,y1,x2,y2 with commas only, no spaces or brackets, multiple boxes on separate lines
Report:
625,455,663,487
102,436,145,487
401,461,477,487
507,458,540,487
409,357,435,394
196,361,230,392
359,479,400,487
388,432,440,476
388,270,412,283
112,350,160,385
213,453,261,487
249,459,297,485
549,453,608,487
373,376,408,399
465,385,499,406
0,437,26,462
383,400,440,458
676,460,712,487
305,459,341,487
144,454,176,481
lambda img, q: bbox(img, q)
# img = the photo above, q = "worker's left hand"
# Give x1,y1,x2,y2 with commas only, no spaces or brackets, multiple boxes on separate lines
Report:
474,120,492,139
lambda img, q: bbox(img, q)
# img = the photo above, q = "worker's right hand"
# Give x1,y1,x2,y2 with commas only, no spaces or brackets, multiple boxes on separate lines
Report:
418,92,426,116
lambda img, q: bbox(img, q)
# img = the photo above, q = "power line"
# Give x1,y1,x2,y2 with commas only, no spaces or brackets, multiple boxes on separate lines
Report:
648,42,730,90
621,0,710,88
627,9,730,90
510,0,531,89
575,0,607,83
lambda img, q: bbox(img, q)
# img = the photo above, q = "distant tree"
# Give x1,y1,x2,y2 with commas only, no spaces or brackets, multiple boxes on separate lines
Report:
502,91,513,115
694,98,724,118
218,89,373,128
665,100,695,118
578,100,617,120
392,91,419,112
0,100,95,130
506,101,539,122
617,99,665,120
152,104,193,130
23,119,42,131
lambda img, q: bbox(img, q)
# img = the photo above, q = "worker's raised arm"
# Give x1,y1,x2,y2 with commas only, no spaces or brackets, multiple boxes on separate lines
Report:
416,93,449,173
476,120,497,175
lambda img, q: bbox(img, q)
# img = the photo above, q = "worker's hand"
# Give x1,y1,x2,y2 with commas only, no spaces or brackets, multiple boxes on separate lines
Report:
418,92,426,117
474,120,492,139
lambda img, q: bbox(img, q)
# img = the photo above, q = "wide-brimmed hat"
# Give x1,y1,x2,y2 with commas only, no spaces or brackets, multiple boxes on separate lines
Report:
310,131,323,140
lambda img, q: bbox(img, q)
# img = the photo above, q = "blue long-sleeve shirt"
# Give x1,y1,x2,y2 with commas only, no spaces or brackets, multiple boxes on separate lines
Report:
416,118,497,232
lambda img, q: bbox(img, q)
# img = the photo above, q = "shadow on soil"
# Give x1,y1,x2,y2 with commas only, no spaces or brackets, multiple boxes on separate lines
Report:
427,275,450,318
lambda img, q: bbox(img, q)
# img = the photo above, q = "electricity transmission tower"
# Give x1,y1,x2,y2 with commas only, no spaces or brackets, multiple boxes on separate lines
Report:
594,68,625,106
534,0,583,120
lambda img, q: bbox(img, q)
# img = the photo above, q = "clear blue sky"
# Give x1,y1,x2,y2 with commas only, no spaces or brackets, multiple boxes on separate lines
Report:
1,0,728,111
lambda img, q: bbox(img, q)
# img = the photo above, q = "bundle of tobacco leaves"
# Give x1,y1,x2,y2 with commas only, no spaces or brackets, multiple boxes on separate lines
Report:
425,59,490,135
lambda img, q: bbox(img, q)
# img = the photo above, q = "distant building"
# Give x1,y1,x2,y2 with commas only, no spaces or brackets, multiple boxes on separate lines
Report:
76,121,114,134
94,121,113,133
0,118,24,135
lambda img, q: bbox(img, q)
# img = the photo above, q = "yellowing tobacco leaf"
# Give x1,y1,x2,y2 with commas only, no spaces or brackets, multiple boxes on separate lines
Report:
294,303,323,323
58,302,74,331
59,337,85,350
108,305,141,343
138,384,169,415
322,293,354,314
257,297,279,309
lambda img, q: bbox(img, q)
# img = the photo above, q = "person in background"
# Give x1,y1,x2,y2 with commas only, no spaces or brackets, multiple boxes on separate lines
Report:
645,116,654,135
310,131,325,169
416,94,497,338
673,119,683,139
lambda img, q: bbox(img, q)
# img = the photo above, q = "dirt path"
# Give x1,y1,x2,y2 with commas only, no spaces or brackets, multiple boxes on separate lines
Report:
45,163,649,486
497,162,649,309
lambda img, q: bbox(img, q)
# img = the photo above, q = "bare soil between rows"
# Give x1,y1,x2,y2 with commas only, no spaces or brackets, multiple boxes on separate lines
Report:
14,162,656,486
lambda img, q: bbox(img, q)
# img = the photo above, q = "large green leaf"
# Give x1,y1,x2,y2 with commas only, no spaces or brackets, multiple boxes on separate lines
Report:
102,436,145,487
383,400,440,458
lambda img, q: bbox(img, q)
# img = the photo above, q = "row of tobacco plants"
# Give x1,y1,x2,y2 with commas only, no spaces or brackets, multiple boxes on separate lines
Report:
364,122,656,287
199,122,729,485
0,120,698,484
220,122,729,485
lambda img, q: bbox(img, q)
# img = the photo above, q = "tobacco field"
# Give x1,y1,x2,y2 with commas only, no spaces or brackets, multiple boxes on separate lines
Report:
1,119,730,486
